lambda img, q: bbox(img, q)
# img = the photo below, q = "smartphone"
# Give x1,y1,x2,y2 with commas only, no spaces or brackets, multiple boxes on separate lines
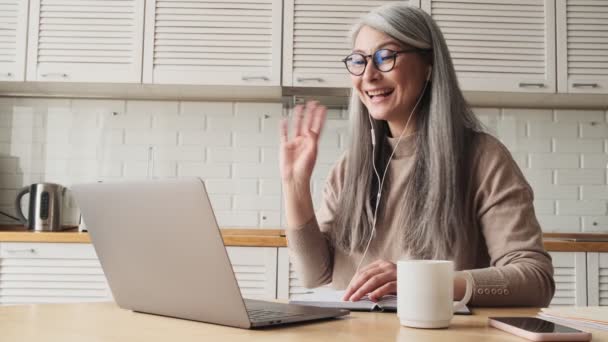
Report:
488,317,592,341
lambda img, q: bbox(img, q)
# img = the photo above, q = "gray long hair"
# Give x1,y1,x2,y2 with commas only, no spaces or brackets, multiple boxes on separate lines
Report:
330,4,483,260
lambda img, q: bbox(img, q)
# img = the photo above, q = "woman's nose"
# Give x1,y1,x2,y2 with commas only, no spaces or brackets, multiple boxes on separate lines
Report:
362,60,381,82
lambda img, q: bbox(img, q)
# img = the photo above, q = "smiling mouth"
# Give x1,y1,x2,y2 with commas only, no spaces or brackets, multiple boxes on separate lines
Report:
366,88,394,100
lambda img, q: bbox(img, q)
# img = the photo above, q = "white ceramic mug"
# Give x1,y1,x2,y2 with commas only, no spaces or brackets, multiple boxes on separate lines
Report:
397,260,473,329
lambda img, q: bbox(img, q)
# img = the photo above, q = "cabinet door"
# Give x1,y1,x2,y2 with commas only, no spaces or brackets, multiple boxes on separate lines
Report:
25,0,145,82
0,242,112,305
587,252,608,306
142,0,282,86
421,0,556,93
283,0,419,88
0,0,29,81
277,248,332,300
226,246,277,300
556,0,608,94
549,252,587,306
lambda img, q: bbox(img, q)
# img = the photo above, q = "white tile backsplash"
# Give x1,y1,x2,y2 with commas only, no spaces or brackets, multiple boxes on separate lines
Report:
0,99,607,232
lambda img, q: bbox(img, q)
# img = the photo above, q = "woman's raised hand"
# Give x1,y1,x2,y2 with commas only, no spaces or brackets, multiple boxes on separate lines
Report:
279,101,327,186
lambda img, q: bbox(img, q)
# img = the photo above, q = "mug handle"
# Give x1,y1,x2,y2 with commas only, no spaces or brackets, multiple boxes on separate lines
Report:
14,186,30,225
453,271,473,313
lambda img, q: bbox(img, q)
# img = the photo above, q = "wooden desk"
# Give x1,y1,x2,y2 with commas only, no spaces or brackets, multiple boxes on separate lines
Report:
2,302,607,341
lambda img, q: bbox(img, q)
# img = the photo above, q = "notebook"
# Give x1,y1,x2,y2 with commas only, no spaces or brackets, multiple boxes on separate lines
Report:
290,288,471,314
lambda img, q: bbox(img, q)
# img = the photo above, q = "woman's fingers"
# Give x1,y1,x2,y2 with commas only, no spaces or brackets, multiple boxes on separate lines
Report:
342,260,396,301
348,272,396,302
310,105,327,136
302,101,318,134
287,100,327,141
343,266,384,301
368,281,397,302
279,118,289,145
342,260,383,300
292,104,304,137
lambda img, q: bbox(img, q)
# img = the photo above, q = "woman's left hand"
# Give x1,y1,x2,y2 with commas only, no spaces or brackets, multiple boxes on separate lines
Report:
342,260,397,302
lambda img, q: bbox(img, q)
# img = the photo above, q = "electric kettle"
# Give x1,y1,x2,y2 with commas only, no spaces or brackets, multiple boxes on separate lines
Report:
15,183,66,231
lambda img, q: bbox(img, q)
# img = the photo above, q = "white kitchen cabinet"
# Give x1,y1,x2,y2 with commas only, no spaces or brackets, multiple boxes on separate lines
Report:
142,0,282,86
0,243,279,305
587,252,608,306
0,0,29,81
556,0,608,94
282,0,420,88
421,0,557,93
549,252,587,306
25,0,145,83
0,242,112,305
226,246,277,300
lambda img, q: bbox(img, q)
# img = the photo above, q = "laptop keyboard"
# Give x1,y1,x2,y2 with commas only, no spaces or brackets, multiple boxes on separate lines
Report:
246,308,305,322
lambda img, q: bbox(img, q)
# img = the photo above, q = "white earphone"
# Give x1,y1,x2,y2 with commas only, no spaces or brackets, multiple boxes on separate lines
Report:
356,65,432,274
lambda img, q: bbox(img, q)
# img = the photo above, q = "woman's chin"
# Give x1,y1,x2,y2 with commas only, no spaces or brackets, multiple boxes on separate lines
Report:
368,110,394,122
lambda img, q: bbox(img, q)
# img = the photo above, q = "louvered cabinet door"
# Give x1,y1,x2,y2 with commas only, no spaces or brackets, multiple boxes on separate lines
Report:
421,0,556,93
587,253,608,306
283,0,419,88
0,243,112,305
549,252,587,306
25,0,145,82
557,0,608,94
143,0,282,86
225,247,277,300
0,0,28,81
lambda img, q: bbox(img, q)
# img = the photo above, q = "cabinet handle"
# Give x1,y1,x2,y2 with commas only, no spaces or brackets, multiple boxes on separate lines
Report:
572,83,599,89
6,248,37,254
41,73,68,79
518,82,545,88
2,72,12,77
242,76,269,81
296,77,324,83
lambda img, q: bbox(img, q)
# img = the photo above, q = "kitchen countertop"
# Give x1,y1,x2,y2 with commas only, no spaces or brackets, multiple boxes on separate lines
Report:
1,225,607,251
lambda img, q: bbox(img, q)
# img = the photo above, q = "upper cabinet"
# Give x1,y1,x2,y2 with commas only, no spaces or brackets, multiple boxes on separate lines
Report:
421,0,556,93
0,0,29,81
556,0,608,94
4,0,608,95
142,0,282,86
282,0,419,88
25,0,145,83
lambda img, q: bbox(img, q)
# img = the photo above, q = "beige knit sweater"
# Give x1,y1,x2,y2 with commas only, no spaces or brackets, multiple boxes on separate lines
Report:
286,132,555,307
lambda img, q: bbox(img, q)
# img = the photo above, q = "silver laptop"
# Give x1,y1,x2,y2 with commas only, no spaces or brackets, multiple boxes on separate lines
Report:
72,178,348,329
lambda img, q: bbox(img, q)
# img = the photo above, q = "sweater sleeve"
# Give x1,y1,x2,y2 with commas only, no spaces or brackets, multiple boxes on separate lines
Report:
467,135,555,307
285,155,346,289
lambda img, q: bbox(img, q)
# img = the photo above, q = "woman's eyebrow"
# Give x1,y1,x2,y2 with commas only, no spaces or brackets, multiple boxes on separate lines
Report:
352,41,402,53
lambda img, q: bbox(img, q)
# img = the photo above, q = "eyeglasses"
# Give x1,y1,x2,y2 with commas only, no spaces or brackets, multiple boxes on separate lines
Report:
342,48,428,76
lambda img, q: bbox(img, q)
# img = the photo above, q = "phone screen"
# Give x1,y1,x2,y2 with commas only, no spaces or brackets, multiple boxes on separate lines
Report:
491,317,582,333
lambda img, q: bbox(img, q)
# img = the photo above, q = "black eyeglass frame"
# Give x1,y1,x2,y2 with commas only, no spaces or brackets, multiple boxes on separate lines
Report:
341,48,431,76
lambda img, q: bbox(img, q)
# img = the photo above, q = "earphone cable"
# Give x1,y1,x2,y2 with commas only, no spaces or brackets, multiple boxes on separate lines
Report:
354,78,430,275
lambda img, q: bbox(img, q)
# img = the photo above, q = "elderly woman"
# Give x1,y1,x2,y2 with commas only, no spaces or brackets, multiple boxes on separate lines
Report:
279,4,554,307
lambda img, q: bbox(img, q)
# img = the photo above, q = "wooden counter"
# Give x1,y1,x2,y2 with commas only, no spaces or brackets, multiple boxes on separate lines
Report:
1,302,607,342
1,225,608,252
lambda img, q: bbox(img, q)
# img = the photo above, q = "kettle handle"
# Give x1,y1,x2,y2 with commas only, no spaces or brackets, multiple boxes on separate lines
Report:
15,186,30,225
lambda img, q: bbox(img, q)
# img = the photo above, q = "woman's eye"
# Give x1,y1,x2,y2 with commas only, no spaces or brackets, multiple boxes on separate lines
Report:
349,57,365,65
374,52,393,64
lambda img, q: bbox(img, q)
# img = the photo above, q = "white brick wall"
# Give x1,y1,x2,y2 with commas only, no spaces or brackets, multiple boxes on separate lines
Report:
0,100,607,233
477,108,608,233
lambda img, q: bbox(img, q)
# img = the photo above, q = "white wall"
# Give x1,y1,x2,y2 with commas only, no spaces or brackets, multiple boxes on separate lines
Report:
0,97,607,233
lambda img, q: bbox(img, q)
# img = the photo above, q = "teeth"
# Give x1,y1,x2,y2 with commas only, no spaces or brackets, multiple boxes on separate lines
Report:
367,89,393,96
